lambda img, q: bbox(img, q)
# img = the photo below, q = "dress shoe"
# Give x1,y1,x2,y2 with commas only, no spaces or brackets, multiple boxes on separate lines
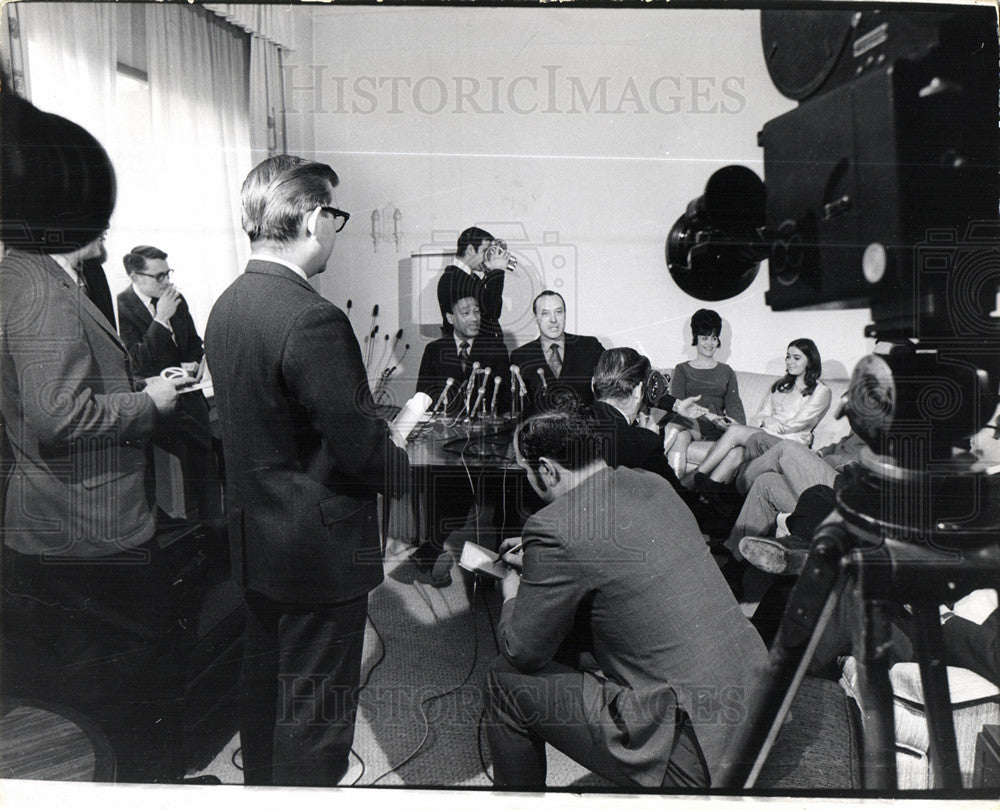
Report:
738,534,812,576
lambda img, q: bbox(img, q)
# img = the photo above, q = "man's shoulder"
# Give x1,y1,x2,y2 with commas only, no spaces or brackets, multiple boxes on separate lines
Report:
565,333,604,354
511,337,540,356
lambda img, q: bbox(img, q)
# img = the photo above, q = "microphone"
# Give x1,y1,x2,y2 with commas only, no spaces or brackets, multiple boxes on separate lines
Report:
510,364,527,396
470,385,487,419
465,361,481,415
431,377,455,415
489,375,502,415
536,367,549,393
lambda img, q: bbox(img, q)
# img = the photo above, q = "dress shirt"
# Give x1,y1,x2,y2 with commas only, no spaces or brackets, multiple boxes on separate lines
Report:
453,335,475,355
540,336,565,373
50,253,82,286
248,252,309,282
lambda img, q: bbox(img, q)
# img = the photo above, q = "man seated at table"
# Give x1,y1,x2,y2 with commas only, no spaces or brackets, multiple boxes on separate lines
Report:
485,410,767,789
510,290,604,415
411,292,511,586
417,293,510,418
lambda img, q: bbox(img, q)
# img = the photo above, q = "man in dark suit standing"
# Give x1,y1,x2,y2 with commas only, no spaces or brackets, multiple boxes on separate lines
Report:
486,411,767,788
205,156,409,786
510,290,604,414
118,245,218,518
0,90,184,781
436,226,511,340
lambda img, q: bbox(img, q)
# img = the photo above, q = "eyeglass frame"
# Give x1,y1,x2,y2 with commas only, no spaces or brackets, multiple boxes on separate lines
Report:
132,269,174,283
320,206,351,233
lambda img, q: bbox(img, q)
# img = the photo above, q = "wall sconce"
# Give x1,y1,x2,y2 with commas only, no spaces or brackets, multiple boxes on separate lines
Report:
370,203,402,253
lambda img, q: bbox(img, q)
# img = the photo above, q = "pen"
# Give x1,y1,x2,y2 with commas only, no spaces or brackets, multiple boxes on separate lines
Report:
500,542,524,559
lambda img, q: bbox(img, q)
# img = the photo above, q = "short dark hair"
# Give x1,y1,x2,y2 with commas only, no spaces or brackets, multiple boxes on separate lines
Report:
515,410,604,472
690,308,722,346
241,157,339,244
592,347,650,401
532,290,565,315
1,90,116,253
456,226,494,258
123,245,167,275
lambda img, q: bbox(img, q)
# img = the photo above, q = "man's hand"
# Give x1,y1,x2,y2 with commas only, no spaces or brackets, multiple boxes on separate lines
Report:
154,284,182,322
635,411,659,433
501,567,521,602
498,536,524,573
483,240,515,272
674,394,707,420
144,375,184,415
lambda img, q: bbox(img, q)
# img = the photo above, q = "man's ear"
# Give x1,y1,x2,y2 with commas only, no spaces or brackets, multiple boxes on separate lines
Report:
304,206,321,237
537,456,561,487
444,311,456,327
631,381,644,402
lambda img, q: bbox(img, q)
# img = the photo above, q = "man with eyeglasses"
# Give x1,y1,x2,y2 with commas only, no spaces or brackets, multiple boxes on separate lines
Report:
205,156,408,787
118,245,219,518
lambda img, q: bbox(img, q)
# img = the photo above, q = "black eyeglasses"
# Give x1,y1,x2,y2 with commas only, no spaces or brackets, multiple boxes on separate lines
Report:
321,206,351,233
134,269,173,283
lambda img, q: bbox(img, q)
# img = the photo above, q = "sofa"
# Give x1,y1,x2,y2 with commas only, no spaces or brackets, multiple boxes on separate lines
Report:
662,367,853,473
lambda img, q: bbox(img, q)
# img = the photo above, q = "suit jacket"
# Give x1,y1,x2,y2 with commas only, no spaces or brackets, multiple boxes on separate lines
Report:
436,264,505,340
943,608,1000,686
0,250,157,557
117,286,211,449
416,335,511,416
497,465,768,785
510,333,604,415
205,260,410,604
590,399,697,498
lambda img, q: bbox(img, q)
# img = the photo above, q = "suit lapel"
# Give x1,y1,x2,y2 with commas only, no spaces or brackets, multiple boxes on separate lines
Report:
40,255,127,350
123,286,154,329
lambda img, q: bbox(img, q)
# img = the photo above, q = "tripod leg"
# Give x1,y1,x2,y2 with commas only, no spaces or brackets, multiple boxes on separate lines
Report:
713,521,853,789
910,597,963,789
853,588,898,790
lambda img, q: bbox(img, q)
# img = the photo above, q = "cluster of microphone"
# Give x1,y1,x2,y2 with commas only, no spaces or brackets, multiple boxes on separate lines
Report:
430,362,531,420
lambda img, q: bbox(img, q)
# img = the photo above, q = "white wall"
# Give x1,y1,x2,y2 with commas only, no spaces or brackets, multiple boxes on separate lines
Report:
292,7,873,398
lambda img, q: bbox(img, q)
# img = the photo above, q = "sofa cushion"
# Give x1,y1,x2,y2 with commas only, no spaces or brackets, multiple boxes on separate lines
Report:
665,367,851,451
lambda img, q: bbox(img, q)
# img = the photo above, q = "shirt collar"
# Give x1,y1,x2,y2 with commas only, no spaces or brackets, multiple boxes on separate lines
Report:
132,285,156,309
453,257,479,277
540,335,565,355
50,253,80,285
453,334,474,352
250,252,309,281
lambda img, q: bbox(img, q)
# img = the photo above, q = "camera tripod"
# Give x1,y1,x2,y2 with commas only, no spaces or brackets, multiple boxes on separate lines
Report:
715,456,1000,791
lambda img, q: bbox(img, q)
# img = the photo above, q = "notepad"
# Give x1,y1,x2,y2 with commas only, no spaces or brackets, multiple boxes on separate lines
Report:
458,541,509,580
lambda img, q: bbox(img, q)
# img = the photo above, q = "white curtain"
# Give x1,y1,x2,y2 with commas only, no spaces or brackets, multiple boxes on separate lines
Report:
249,36,286,159
203,4,294,50
142,4,252,330
12,3,253,335
14,3,116,141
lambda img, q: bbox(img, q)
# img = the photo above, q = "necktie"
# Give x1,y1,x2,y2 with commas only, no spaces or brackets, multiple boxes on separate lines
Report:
548,344,563,378
150,297,160,317
459,340,471,374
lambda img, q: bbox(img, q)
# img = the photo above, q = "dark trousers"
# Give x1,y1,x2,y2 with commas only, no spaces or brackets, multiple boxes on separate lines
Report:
1,538,187,781
485,655,708,789
238,590,368,786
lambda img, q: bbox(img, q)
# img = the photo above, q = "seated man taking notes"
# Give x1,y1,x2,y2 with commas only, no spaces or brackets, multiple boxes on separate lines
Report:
510,290,604,415
485,411,767,789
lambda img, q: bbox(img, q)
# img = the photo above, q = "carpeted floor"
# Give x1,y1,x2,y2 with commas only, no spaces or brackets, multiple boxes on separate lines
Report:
191,533,624,788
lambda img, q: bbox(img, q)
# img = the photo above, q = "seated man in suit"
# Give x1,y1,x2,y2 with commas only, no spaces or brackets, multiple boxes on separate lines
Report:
510,290,604,415
486,410,768,789
590,347,707,507
436,226,512,341
118,245,219,518
417,293,511,418
412,293,511,585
